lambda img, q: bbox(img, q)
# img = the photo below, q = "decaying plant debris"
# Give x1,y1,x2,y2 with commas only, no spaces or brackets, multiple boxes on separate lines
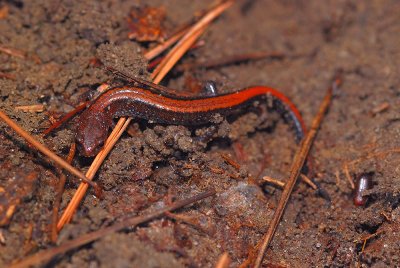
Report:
1,0,400,267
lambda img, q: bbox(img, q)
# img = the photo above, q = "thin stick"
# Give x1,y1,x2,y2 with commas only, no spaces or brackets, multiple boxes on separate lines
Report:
43,102,87,136
151,22,207,83
299,174,318,190
151,1,233,83
215,252,231,268
144,27,188,60
262,174,317,190
343,163,355,189
0,110,99,190
254,78,341,268
56,118,131,230
51,143,76,243
143,3,215,61
56,1,232,231
15,104,45,113
0,45,26,59
262,176,285,188
147,39,206,70
43,84,109,136
11,189,216,268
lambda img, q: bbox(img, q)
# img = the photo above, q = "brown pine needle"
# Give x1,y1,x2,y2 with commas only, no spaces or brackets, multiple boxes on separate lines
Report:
262,176,285,188
144,26,188,60
10,189,216,268
343,163,355,189
262,174,317,190
56,1,232,232
0,44,26,58
56,118,131,230
51,143,76,243
215,252,231,268
254,78,341,268
15,104,45,113
354,229,385,253
151,0,233,83
151,24,207,83
43,102,87,136
143,3,211,61
0,109,99,190
300,174,318,190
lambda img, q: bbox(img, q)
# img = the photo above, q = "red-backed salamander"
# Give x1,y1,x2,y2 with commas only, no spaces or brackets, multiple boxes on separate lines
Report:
75,85,306,157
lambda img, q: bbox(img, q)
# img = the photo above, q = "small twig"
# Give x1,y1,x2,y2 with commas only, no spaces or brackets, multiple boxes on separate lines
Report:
380,211,391,222
10,189,216,268
262,176,285,188
43,102,87,136
300,174,318,190
43,84,109,136
165,211,210,234
151,0,233,83
220,153,241,170
0,45,41,63
262,174,317,190
147,40,206,71
15,104,45,113
51,143,76,243
151,23,207,83
0,45,26,59
144,26,188,60
0,109,100,191
370,102,389,116
56,118,131,230
143,3,215,61
215,252,230,268
254,77,341,267
355,230,385,253
334,169,340,186
343,163,355,189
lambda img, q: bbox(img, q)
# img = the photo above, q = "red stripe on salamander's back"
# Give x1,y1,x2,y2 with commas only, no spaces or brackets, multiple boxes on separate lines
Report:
76,86,306,156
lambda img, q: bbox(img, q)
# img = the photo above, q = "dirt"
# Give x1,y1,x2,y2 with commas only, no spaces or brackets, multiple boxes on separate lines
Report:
1,0,400,267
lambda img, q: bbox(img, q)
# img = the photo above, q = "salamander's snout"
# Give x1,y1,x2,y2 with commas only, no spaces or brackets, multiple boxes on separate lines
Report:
75,111,110,157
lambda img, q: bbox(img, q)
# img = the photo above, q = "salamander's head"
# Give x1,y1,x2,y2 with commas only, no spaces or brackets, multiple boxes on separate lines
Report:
76,111,111,157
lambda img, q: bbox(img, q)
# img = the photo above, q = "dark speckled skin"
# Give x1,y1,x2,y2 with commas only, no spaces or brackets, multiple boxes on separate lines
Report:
76,86,306,156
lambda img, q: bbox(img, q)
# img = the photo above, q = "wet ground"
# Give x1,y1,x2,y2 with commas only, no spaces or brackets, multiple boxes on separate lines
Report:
1,0,400,267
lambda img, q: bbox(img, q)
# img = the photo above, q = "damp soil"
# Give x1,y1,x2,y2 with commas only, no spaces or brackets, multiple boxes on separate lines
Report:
1,1,400,267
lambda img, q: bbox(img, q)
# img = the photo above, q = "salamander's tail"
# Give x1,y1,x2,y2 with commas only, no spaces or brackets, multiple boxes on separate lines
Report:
267,90,306,143
268,89,310,175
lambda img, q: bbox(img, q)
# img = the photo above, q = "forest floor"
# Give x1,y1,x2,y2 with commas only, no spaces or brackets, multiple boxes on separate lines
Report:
0,1,399,267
